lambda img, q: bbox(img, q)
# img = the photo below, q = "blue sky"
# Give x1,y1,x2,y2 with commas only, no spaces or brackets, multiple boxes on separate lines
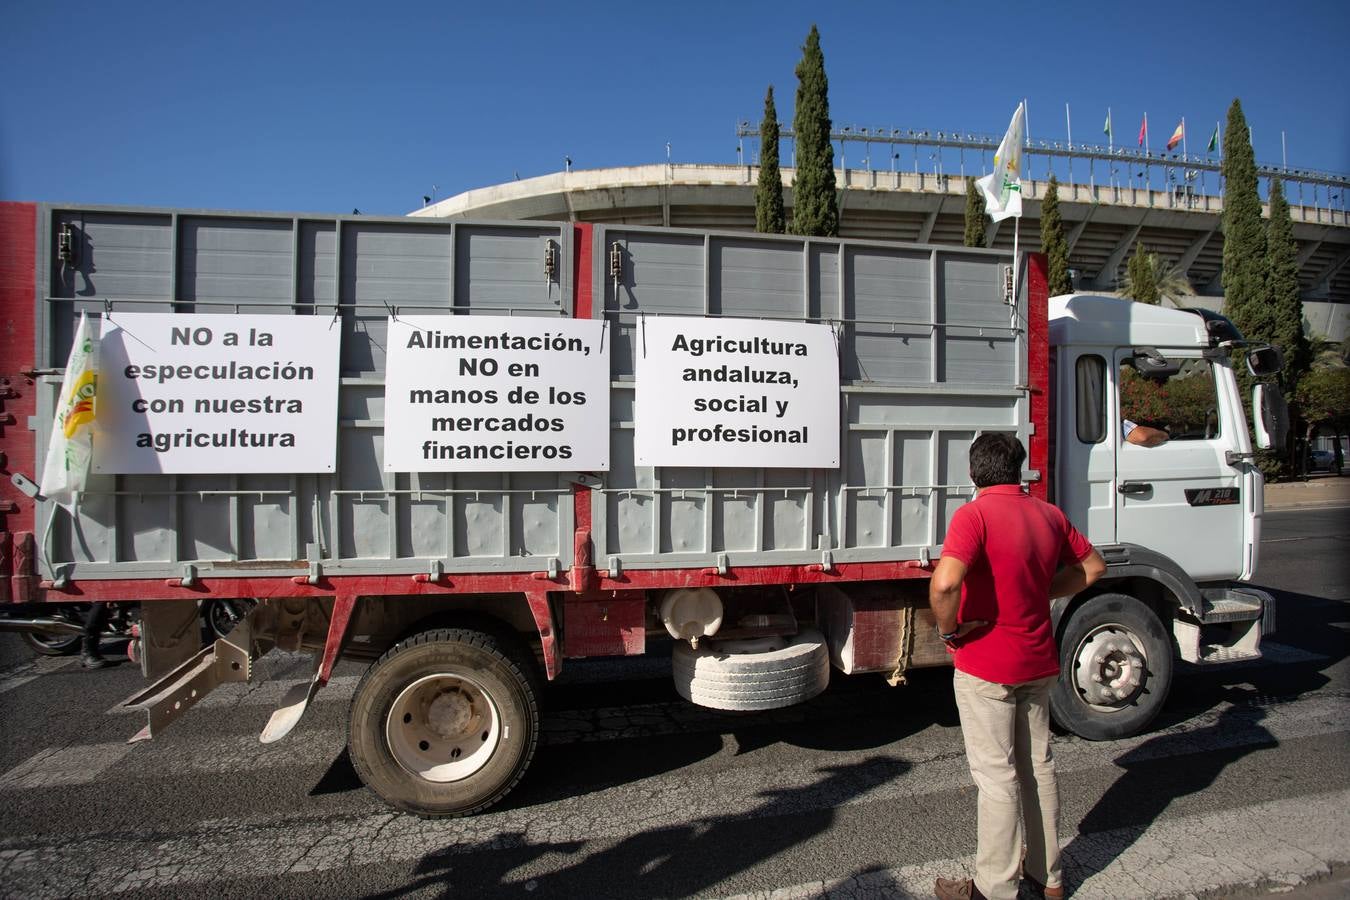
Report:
2,0,1346,216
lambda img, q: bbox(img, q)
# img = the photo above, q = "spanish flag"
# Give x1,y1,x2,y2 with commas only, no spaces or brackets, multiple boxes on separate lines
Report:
1167,119,1185,151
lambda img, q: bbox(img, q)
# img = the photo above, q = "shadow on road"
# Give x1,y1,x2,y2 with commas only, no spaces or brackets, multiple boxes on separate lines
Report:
1061,660,1331,895
365,754,910,899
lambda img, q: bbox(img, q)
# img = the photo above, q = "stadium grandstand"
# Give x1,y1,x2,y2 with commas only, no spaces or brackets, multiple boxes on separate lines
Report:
412,125,1350,341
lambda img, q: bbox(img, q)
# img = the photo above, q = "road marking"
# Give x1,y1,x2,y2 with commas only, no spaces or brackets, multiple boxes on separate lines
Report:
0,657,76,695
0,674,39,695
0,743,133,791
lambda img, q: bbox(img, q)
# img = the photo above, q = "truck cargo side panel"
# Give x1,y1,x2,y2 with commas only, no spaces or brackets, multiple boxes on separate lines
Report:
22,209,1028,585
33,208,574,581
592,226,1025,570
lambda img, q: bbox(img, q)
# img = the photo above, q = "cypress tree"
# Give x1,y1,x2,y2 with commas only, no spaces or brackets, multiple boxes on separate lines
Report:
1040,176,1072,295
1221,100,1286,473
1266,178,1310,394
964,177,987,247
755,85,786,234
790,25,838,237
1220,98,1267,340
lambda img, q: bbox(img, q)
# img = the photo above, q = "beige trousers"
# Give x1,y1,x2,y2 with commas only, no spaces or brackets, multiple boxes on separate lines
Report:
952,668,1062,900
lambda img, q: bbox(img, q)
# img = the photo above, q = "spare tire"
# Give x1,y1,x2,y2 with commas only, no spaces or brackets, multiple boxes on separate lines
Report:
673,629,830,712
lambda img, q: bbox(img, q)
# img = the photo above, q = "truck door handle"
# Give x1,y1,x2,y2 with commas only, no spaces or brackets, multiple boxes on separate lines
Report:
1118,481,1152,495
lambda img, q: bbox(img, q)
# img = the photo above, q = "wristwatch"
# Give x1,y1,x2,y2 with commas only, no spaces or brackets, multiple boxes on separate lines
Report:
938,626,960,643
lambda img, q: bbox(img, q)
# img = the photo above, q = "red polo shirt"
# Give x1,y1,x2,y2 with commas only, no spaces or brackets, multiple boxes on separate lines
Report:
940,484,1095,684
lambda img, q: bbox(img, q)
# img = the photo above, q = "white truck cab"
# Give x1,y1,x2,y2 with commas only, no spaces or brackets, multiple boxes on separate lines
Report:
1046,294,1284,738
1051,294,1261,580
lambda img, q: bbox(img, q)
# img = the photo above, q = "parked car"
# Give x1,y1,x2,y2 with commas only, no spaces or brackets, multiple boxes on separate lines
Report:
1309,448,1342,475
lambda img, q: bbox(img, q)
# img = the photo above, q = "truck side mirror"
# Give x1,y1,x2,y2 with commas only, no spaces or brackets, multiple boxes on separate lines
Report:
1252,383,1288,451
1246,345,1284,377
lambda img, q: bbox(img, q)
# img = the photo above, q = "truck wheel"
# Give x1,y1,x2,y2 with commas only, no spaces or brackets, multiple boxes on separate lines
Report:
1051,593,1174,741
204,598,256,641
20,605,86,656
21,630,81,657
348,626,539,817
673,629,830,712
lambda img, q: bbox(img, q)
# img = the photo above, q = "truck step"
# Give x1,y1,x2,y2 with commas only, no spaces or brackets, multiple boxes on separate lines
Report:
1197,644,1263,664
1199,591,1263,624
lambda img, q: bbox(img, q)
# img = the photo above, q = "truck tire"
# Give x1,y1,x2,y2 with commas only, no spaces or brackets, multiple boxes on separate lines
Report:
348,626,539,818
204,598,256,641
1050,593,1174,741
673,629,830,712
20,605,87,656
21,630,81,657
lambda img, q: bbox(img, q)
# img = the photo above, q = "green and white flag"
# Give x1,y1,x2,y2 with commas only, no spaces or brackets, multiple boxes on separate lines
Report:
977,102,1026,222
39,312,99,511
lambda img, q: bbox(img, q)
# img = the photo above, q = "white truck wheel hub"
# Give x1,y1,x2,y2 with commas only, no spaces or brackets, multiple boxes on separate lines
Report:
1072,624,1147,708
386,673,501,783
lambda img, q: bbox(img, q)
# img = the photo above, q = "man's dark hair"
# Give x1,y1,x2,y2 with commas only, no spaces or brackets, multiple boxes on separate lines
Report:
969,432,1026,488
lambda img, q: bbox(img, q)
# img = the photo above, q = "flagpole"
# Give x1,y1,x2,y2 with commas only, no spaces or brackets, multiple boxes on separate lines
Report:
1144,112,1150,191
1016,100,1024,308
1022,97,1031,181
1182,116,1187,157
1107,107,1114,190
1066,102,1073,187
1219,121,1226,198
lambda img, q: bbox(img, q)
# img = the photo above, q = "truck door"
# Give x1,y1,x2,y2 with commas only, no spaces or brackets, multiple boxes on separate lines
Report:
1114,351,1244,580
1057,352,1118,546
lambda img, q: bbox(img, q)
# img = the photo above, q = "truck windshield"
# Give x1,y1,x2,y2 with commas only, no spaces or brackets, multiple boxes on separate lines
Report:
1120,358,1220,442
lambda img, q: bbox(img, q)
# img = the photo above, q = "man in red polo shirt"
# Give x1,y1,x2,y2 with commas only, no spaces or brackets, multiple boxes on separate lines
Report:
931,433,1105,900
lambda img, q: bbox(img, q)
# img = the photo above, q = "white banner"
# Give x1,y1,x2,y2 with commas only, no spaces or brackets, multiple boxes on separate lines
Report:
634,317,840,468
95,314,341,474
39,312,98,509
383,316,610,472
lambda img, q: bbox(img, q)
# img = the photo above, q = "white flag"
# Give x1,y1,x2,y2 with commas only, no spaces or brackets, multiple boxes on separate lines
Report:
39,313,99,511
976,103,1026,222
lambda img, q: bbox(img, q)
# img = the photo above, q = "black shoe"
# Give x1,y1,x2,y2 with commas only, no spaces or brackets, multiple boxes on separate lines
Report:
81,651,113,669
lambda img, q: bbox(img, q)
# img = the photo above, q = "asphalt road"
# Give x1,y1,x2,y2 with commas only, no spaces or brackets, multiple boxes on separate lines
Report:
0,506,1346,899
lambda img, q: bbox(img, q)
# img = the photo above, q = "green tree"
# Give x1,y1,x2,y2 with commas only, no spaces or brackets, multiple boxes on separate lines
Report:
1040,176,1072,295
1308,334,1349,369
1220,98,1267,343
790,25,838,237
1266,178,1310,393
1294,368,1350,436
1294,367,1350,474
1123,243,1159,303
755,85,786,234
964,177,987,247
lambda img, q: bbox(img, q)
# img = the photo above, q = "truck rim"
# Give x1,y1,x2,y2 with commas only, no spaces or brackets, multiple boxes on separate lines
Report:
1070,623,1147,710
386,673,502,783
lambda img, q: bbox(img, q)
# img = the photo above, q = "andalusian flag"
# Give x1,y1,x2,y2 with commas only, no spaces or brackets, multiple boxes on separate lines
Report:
1167,119,1185,151
1207,123,1219,153
1103,110,1112,139
39,313,98,511
977,102,1026,222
